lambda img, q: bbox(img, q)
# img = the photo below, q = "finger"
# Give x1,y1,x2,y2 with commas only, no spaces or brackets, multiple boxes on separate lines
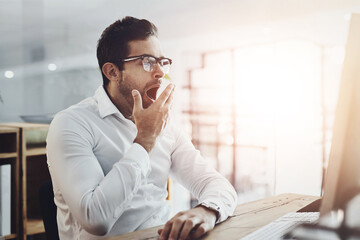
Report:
162,112,169,130
164,86,175,108
132,89,143,113
169,218,185,240
179,218,200,240
167,211,184,224
157,228,163,235
156,83,174,106
159,221,172,240
189,223,211,239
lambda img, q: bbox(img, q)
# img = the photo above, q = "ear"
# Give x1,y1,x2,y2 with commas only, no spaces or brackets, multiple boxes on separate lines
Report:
102,62,122,83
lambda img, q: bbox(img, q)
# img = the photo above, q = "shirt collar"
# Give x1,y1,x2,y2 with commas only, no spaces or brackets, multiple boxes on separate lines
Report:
95,85,126,120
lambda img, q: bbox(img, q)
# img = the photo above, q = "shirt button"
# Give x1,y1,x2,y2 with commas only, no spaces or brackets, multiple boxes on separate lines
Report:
153,215,158,219
147,196,152,201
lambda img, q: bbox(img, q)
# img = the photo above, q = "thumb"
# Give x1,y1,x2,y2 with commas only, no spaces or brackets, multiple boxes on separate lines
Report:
132,89,143,113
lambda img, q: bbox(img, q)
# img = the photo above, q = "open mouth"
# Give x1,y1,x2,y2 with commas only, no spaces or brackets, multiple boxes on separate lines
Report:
145,85,160,102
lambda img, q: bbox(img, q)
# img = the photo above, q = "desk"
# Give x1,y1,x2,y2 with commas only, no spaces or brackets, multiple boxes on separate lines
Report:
106,193,320,240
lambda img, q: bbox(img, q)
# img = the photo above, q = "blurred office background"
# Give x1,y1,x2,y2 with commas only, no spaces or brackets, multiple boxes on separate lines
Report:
1,0,360,226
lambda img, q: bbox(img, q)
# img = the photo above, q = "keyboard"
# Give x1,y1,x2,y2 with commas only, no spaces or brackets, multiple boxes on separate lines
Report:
241,212,319,240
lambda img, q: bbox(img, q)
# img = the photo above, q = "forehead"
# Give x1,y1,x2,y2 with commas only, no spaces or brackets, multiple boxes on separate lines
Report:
127,36,163,57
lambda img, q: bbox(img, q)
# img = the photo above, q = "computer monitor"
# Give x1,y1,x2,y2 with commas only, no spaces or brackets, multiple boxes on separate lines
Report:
320,13,360,215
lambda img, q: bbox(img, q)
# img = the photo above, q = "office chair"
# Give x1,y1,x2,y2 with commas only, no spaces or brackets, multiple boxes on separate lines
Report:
39,181,60,240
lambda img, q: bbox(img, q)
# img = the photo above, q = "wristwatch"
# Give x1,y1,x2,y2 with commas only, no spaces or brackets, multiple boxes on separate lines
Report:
197,201,221,222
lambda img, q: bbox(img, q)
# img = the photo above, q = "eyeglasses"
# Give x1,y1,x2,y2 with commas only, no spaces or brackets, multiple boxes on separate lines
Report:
119,54,172,74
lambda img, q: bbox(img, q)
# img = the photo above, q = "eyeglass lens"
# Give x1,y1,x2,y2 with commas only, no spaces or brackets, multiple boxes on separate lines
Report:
142,56,171,74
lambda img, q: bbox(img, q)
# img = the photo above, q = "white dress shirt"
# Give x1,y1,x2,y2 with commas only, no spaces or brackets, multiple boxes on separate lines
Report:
46,85,237,239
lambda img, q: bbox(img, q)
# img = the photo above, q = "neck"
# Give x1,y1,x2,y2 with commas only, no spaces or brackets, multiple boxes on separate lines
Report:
104,85,134,121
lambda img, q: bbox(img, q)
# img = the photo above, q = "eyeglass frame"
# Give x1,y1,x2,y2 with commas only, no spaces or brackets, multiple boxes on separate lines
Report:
114,54,173,73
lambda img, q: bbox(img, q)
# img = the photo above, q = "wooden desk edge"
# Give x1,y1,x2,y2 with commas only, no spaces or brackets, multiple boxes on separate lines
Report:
106,193,320,240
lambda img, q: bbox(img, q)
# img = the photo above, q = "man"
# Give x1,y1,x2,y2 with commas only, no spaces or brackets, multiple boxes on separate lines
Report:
47,16,237,240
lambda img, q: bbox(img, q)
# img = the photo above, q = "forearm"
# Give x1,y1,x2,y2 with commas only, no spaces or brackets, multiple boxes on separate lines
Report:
170,131,237,223
195,178,238,223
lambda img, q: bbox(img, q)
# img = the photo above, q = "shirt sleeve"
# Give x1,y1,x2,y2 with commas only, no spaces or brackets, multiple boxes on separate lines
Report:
46,111,150,236
169,128,238,223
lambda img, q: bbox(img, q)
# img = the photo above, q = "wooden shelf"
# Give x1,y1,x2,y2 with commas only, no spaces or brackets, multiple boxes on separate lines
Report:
26,219,45,235
0,152,17,159
26,147,46,156
0,123,50,239
0,126,19,133
0,126,19,239
2,122,49,130
3,233,18,239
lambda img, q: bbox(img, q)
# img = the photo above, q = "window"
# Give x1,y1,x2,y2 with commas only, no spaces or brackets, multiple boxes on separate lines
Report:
182,41,344,203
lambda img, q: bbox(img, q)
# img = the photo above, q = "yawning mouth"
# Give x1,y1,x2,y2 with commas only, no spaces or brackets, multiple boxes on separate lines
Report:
145,84,160,102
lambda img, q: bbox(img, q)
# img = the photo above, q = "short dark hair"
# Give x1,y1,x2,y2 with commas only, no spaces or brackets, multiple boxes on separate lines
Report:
96,16,158,86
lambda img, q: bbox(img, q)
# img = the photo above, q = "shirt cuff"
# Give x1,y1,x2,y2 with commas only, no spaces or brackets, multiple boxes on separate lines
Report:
197,200,223,224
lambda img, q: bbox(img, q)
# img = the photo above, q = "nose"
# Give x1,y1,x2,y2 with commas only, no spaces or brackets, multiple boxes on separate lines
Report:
152,63,165,79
